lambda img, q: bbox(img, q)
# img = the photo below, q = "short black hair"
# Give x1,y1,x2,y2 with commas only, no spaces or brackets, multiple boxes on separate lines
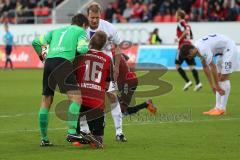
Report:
153,28,158,34
71,13,89,27
90,31,107,50
180,44,195,58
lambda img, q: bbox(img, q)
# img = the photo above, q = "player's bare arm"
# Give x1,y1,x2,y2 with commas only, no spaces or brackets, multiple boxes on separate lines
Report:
113,45,121,80
178,30,188,42
219,74,230,81
208,60,225,95
201,59,215,93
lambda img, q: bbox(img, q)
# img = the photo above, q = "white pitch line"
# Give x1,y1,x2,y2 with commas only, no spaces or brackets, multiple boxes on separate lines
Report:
0,112,55,118
0,117,240,134
0,127,67,134
0,104,229,119
123,117,240,125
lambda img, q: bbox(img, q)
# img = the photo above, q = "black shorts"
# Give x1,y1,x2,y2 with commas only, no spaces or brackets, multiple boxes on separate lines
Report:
79,106,105,136
42,57,79,96
175,50,196,66
5,45,12,56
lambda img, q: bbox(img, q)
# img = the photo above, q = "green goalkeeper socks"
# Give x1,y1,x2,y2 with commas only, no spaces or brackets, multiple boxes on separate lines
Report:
67,102,81,135
38,107,49,141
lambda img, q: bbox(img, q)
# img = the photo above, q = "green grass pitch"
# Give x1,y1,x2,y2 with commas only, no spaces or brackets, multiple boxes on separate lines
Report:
0,69,240,160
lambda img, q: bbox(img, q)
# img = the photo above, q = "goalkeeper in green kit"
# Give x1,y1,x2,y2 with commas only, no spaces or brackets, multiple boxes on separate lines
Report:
32,13,89,146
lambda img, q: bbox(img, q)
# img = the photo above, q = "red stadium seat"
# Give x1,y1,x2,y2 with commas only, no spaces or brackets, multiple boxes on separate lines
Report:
42,18,52,24
41,7,50,16
171,15,177,22
7,16,16,24
118,14,127,23
34,7,42,16
34,6,49,16
112,2,118,9
237,15,240,21
162,14,171,22
153,15,163,22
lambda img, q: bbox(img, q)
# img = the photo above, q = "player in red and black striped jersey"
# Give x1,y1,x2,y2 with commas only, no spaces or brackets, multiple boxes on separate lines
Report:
74,31,112,148
77,49,112,109
175,9,202,91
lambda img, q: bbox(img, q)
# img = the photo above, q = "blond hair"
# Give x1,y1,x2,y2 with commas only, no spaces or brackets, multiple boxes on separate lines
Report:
87,2,102,14
176,9,186,19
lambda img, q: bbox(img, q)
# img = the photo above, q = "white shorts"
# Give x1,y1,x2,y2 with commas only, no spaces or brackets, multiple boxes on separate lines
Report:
217,41,240,74
103,50,119,92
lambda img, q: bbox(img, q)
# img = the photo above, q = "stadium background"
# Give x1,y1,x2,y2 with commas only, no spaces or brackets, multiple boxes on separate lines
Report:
0,0,240,69
1,1,240,159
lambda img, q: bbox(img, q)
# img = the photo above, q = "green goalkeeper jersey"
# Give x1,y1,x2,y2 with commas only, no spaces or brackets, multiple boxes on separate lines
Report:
32,25,89,62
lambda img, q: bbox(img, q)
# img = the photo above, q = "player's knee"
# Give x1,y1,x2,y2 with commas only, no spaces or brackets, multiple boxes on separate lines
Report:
217,73,220,79
71,95,82,105
176,65,180,69
107,92,117,103
67,90,82,104
120,103,128,113
41,95,53,108
73,96,82,105
220,74,230,81
189,65,195,70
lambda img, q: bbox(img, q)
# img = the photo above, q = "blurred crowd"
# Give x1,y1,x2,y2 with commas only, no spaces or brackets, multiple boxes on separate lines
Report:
0,0,63,24
104,0,240,23
1,0,240,24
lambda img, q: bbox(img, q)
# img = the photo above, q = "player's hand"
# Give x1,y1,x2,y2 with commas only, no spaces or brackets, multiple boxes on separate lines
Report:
215,86,225,96
39,55,44,62
40,46,47,62
42,51,47,60
39,52,46,63
211,86,217,94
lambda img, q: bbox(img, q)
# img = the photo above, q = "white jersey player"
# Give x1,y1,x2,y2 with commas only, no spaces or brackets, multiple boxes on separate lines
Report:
87,19,120,59
87,19,120,93
180,33,239,116
80,2,127,142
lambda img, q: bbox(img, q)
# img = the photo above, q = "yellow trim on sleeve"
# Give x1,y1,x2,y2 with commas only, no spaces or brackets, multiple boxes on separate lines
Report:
39,35,45,45
77,39,88,48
